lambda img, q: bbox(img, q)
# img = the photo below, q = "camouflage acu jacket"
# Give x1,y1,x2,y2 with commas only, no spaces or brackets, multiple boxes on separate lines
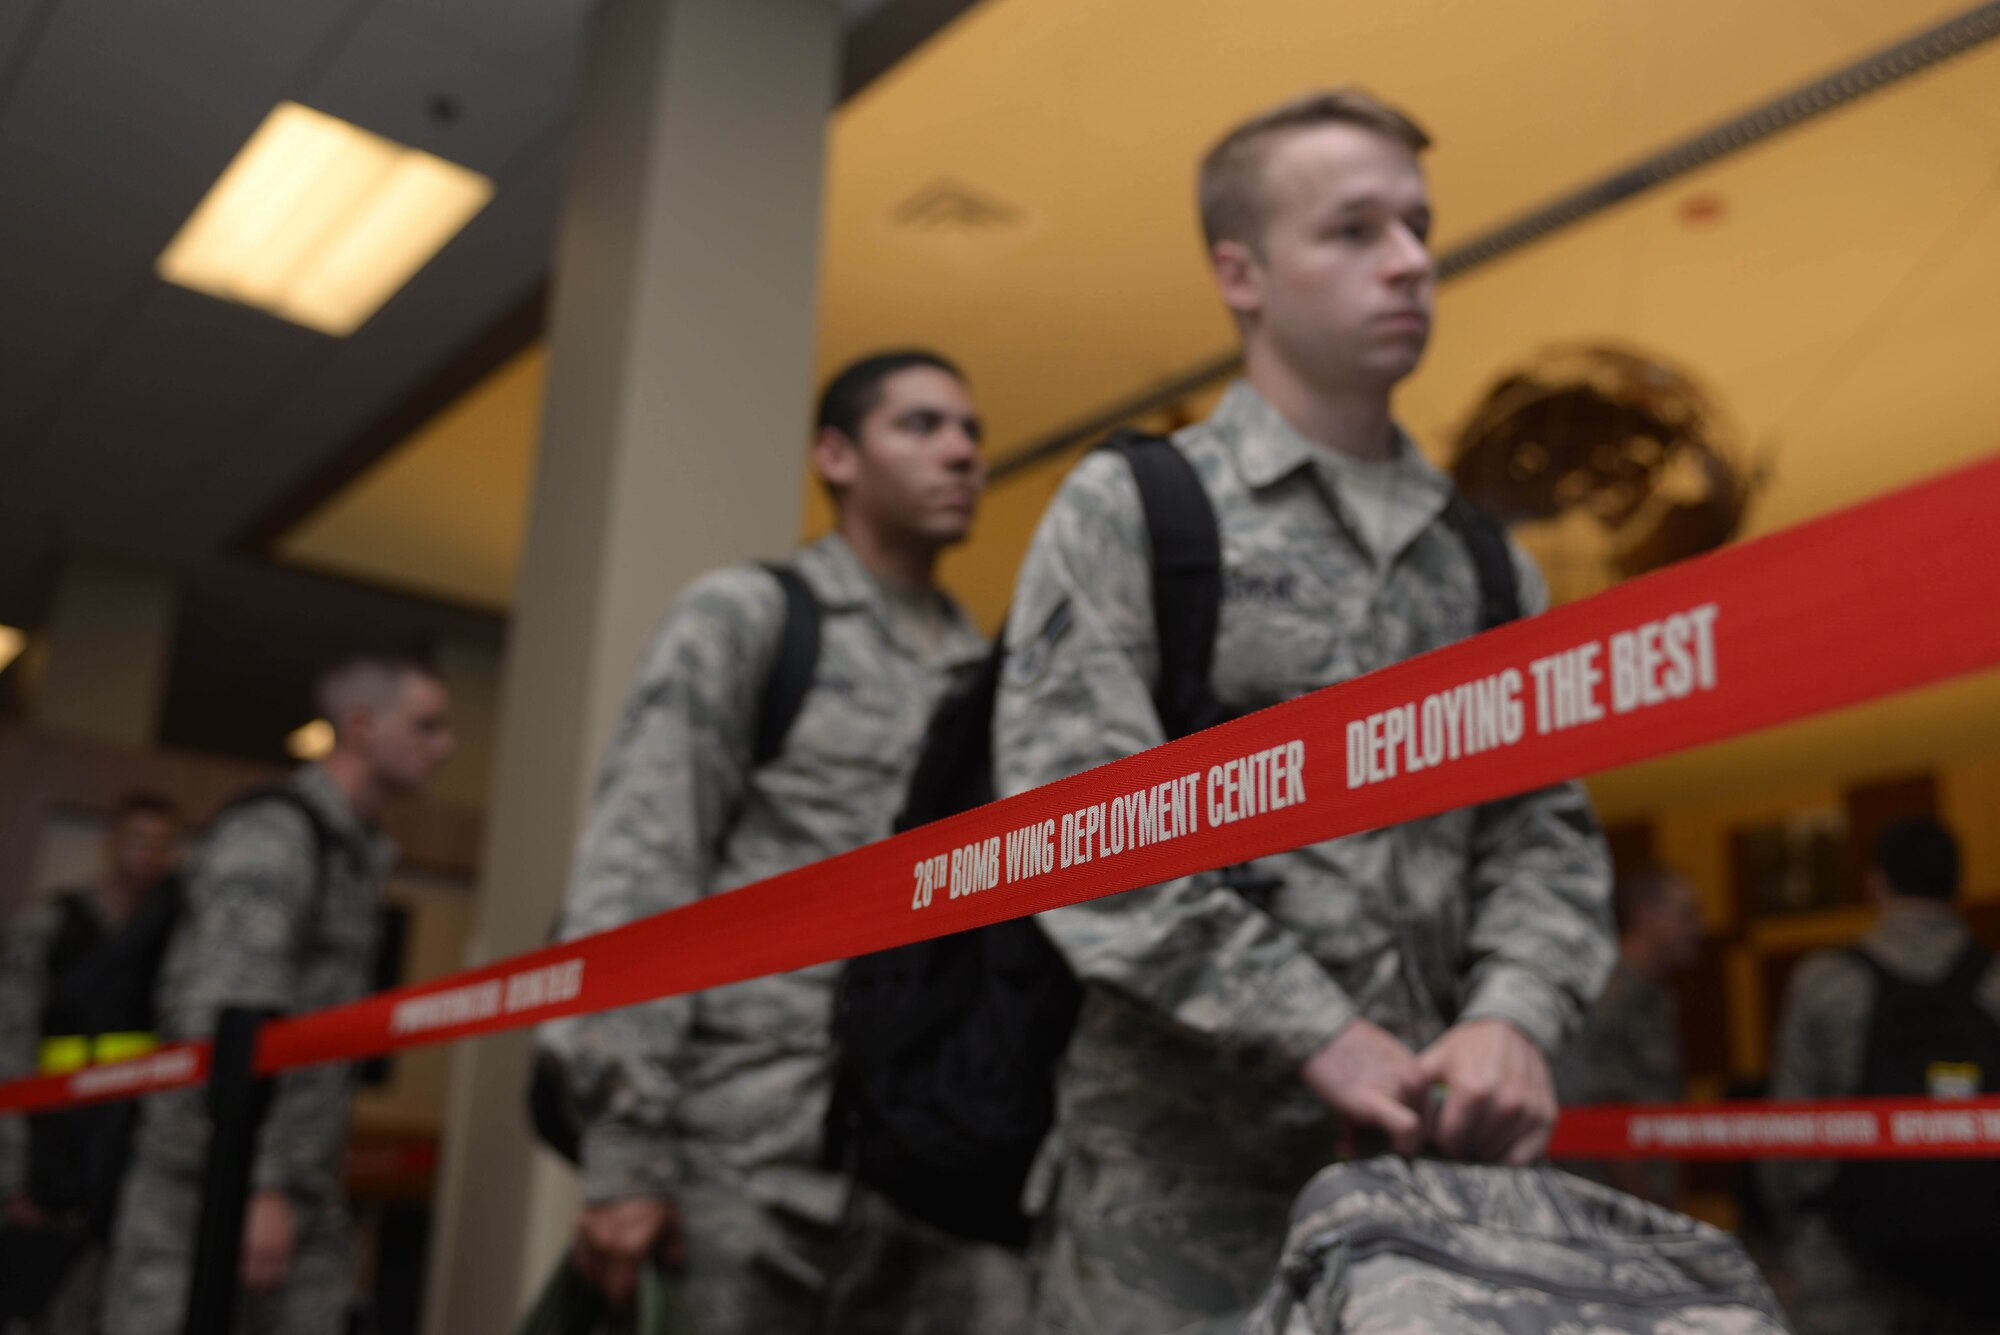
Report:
0,891,113,1198
1556,959,1683,1201
536,534,986,1210
993,380,1614,1178
134,765,392,1200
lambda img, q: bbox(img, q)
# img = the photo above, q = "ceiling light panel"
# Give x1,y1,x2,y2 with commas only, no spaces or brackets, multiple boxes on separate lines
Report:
158,102,493,336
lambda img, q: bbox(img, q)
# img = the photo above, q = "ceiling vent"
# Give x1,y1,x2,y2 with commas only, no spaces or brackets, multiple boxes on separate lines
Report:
889,179,1026,234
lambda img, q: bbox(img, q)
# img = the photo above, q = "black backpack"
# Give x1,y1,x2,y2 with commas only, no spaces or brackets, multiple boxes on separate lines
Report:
1817,943,2000,1319
822,432,1524,1247
527,564,824,1164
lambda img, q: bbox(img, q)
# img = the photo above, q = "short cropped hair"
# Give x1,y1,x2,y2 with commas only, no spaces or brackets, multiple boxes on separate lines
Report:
114,791,180,824
1612,865,1685,935
1874,816,1960,902
815,350,964,443
1198,88,1431,253
315,649,438,738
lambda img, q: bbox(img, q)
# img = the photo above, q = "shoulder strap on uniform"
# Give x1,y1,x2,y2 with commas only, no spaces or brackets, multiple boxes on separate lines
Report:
754,563,822,768
1843,945,1928,1009
1101,430,1228,740
220,785,352,901
1439,493,1522,630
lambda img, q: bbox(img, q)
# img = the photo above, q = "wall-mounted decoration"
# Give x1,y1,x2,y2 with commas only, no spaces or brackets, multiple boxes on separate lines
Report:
1731,809,1847,918
1451,344,1767,604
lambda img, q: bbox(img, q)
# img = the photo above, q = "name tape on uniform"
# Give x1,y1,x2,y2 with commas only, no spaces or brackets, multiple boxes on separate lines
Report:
5,449,2000,1116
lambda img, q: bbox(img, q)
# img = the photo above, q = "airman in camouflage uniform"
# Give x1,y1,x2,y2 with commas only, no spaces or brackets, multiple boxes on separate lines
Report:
992,91,1613,1335
0,795,180,1335
536,352,1023,1334
1554,962,1681,1201
101,655,452,1335
1761,820,2000,1335
100,769,390,1335
1556,867,1702,1205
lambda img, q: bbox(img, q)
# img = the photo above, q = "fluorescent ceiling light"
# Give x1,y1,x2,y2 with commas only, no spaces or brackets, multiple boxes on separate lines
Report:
0,626,23,676
158,102,493,336
288,718,336,761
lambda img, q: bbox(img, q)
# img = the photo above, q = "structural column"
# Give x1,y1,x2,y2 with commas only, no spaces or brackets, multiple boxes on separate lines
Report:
422,0,838,1329
31,552,178,747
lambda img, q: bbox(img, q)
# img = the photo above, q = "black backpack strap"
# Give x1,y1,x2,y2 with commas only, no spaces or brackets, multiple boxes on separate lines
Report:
1439,493,1522,630
223,786,353,901
753,563,822,768
1101,431,1228,740
1843,943,1953,1006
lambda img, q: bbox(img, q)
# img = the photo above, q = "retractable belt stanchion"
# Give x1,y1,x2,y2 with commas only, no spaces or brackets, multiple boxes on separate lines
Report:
183,1007,277,1335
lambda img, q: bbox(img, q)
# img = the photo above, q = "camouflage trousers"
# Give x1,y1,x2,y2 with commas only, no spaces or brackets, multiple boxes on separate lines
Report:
99,1162,351,1335
1030,1145,1295,1335
1782,1218,1993,1335
671,1178,841,1334
821,1184,1032,1335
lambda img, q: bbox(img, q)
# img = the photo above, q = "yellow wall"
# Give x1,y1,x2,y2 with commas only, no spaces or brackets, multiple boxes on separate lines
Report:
1943,750,2000,902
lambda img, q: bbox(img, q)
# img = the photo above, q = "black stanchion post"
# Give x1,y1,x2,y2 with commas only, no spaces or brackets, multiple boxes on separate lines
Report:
183,1006,277,1335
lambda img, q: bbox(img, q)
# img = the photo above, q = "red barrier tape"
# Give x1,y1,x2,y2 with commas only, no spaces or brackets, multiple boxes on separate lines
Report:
344,1138,441,1182
0,1044,209,1115
6,450,2000,1118
1549,1096,2000,1159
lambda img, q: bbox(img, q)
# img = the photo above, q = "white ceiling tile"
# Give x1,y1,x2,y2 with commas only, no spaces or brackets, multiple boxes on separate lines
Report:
0,0,58,76
48,287,324,452
381,0,592,74
307,6,574,178
36,0,350,95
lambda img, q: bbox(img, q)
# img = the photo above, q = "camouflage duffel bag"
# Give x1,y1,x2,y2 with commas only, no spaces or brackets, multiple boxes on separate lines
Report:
1240,1156,1788,1334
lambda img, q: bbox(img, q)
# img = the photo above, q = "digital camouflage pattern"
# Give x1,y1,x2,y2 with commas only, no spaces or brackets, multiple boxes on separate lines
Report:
822,1184,1032,1335
535,534,992,1330
1,892,112,1335
1762,902,2000,1335
103,1162,352,1335
0,895,108,1208
101,764,390,1335
993,381,1615,1334
1239,1156,1787,1335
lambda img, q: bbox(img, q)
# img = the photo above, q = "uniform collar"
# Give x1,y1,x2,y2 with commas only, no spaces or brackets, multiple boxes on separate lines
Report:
794,531,878,612
1875,898,1968,939
1212,379,1451,500
1209,379,1454,558
795,533,987,669
294,763,395,868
